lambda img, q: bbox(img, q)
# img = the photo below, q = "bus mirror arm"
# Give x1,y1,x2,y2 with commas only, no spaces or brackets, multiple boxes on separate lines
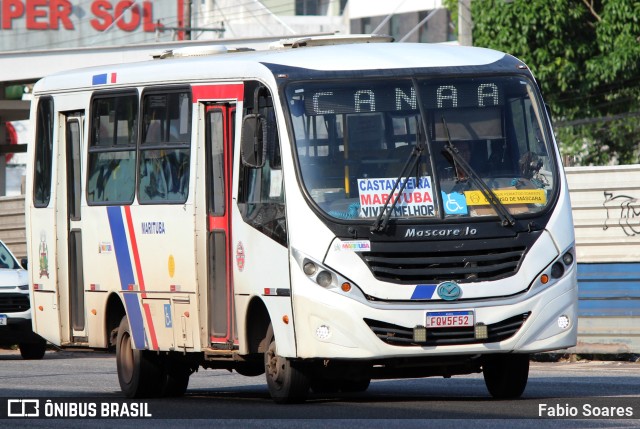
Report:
241,114,268,168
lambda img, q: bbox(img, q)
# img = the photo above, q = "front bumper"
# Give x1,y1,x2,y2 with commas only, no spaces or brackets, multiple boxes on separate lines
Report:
0,317,43,345
291,264,577,359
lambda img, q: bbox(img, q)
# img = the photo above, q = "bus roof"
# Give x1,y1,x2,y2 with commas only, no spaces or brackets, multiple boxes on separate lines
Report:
33,41,510,94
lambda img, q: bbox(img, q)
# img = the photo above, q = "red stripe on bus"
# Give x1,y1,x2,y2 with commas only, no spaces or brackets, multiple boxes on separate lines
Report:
124,206,159,351
192,84,244,102
209,215,227,230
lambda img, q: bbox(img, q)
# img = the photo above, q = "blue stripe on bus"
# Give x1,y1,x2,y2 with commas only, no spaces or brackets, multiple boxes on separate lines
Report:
411,284,437,300
106,206,146,349
577,263,640,317
92,74,107,85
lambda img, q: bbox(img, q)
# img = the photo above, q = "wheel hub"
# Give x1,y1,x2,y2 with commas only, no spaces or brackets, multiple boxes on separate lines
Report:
266,342,285,385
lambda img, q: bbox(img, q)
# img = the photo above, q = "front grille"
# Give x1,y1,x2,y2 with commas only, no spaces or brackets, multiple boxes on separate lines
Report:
364,312,530,347
361,237,530,284
0,293,30,313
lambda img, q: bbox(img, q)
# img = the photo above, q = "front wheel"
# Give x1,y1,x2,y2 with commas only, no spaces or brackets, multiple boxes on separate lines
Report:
482,353,530,399
116,316,163,398
264,324,310,404
19,339,47,360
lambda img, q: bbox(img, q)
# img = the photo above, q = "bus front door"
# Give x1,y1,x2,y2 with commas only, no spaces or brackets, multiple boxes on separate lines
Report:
61,112,87,343
205,103,236,348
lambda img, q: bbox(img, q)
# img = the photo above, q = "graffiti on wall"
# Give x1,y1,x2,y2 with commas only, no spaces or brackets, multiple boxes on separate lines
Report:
603,191,640,236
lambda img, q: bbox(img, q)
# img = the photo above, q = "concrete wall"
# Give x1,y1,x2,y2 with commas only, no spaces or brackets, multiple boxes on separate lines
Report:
0,195,26,259
566,165,640,354
349,8,450,43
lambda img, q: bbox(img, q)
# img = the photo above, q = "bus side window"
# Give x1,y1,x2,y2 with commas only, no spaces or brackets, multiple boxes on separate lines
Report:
86,94,137,205
138,90,191,204
238,84,286,246
33,97,55,207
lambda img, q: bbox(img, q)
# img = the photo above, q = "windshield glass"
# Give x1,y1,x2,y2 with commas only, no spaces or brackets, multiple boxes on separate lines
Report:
285,76,556,221
0,241,19,270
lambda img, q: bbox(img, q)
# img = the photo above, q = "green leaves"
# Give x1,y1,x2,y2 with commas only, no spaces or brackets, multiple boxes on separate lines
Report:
467,0,640,165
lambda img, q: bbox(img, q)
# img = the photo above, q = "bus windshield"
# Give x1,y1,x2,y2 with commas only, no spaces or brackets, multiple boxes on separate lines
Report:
286,75,557,222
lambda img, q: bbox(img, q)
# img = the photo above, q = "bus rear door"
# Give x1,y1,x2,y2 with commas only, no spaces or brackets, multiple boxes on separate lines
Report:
64,112,87,343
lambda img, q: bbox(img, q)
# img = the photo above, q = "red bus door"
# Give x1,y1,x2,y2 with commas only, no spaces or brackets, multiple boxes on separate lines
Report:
205,103,237,348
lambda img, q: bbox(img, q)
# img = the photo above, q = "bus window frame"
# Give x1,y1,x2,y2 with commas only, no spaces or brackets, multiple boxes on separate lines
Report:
32,96,55,209
86,89,139,206
137,86,192,205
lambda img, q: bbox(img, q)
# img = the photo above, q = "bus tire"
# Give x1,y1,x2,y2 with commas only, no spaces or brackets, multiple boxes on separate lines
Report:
340,377,371,393
482,354,530,399
160,360,191,397
264,324,309,404
18,339,47,360
116,316,162,398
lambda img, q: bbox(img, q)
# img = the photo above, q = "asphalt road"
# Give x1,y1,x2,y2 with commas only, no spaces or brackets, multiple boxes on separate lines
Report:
0,348,639,429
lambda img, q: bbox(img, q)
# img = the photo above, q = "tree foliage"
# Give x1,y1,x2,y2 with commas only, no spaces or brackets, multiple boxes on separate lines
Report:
455,0,640,165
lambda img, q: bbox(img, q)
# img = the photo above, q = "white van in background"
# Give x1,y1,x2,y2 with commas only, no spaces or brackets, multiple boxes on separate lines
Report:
0,239,46,359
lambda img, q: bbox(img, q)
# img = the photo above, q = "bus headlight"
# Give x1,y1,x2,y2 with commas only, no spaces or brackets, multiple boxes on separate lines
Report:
534,245,575,291
291,248,366,302
303,261,317,276
550,262,564,279
316,271,333,288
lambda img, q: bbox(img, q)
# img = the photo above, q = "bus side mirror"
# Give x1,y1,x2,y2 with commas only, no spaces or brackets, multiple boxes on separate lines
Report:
21,258,28,270
241,114,267,168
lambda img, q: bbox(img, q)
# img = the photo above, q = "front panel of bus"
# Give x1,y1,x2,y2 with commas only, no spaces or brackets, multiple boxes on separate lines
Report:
277,66,577,358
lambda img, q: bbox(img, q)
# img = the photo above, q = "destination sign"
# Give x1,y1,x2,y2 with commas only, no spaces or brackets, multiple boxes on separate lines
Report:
302,82,504,116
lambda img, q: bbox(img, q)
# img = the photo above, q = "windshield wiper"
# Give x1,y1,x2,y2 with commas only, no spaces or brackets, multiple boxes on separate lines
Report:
441,117,515,227
371,126,425,233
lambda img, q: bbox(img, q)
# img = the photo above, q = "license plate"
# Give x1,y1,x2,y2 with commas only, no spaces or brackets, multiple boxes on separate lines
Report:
0,315,6,326
426,310,474,328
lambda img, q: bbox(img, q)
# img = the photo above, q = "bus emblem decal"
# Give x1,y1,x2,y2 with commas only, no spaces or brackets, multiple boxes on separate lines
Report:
437,281,462,301
38,233,49,279
405,226,477,238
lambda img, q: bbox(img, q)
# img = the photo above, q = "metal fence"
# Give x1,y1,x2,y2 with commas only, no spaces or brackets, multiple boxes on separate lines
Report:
566,165,640,354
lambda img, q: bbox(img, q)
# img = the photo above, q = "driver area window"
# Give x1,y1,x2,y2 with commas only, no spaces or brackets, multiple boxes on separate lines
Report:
238,82,286,246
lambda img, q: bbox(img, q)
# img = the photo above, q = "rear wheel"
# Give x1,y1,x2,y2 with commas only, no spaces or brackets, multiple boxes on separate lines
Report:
116,316,163,398
483,354,530,399
160,359,191,397
18,339,46,360
264,324,310,403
